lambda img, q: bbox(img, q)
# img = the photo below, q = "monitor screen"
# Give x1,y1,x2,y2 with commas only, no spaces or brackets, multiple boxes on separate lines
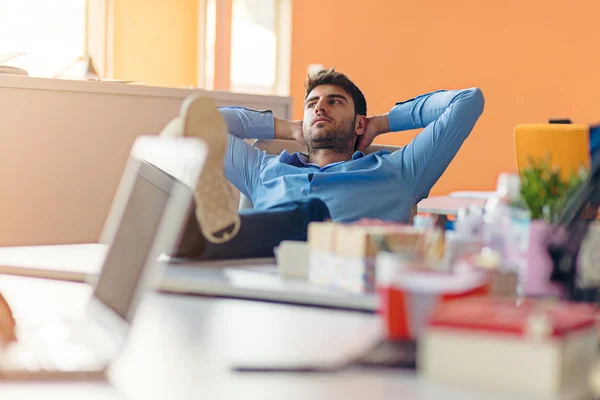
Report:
93,159,174,321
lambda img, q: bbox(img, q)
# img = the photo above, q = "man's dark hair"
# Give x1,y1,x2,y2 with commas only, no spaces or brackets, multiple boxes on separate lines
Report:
305,68,367,116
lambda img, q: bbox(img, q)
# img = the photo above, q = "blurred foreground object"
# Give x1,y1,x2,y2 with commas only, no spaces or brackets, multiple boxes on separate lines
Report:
307,221,444,293
547,127,600,302
375,259,490,340
420,297,598,396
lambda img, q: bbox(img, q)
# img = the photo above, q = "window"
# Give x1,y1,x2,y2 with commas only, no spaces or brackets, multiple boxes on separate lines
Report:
230,0,277,93
0,0,86,77
0,0,289,93
201,0,291,96
203,0,217,90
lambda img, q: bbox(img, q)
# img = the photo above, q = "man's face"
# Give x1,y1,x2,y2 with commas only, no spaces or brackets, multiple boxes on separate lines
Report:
302,84,363,152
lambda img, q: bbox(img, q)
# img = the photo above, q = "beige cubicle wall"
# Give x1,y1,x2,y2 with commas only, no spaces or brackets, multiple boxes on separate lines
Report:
0,75,292,246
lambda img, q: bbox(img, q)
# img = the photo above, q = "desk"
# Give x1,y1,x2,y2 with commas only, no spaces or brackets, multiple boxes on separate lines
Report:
0,244,377,312
0,276,118,399
0,275,590,400
417,196,487,216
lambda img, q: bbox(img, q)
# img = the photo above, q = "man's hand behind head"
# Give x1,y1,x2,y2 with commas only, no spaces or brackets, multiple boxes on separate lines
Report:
290,120,307,149
356,115,390,152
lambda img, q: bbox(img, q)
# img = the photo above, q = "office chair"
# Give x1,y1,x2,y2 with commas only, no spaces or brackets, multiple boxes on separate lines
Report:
514,123,591,178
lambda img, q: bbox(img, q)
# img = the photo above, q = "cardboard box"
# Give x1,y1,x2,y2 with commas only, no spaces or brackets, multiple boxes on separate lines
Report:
335,224,434,293
307,222,338,286
307,222,437,293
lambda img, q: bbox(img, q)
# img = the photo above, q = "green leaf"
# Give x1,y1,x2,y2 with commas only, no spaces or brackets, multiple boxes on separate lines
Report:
519,155,588,221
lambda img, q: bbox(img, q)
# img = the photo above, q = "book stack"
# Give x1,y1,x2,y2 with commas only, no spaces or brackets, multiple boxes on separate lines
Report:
419,297,598,395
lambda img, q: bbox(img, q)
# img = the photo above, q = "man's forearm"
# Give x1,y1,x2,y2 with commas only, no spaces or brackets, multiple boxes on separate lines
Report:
367,114,391,136
387,89,483,132
218,107,275,140
273,117,294,140
388,87,485,199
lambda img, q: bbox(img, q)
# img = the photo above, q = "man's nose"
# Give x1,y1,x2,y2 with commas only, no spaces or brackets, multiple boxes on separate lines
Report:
314,100,326,114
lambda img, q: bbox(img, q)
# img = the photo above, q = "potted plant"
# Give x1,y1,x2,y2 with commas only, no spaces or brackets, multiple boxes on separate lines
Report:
517,155,587,297
519,155,587,221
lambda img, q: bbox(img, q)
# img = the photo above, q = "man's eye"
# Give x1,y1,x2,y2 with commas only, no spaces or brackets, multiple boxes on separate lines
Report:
307,103,315,108
330,99,340,105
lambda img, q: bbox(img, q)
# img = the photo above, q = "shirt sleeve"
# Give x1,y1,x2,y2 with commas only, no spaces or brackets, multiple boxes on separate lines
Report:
388,88,485,200
219,107,275,199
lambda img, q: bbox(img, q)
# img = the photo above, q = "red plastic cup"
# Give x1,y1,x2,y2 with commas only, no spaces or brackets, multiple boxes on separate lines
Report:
376,252,491,340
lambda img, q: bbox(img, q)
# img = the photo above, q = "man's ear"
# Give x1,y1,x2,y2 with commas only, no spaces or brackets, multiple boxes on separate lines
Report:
354,115,367,136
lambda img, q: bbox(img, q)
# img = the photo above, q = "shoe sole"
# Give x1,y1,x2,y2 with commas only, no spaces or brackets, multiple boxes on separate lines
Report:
180,95,240,243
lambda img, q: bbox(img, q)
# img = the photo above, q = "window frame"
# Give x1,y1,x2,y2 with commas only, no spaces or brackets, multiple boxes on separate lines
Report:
88,0,113,78
199,0,291,96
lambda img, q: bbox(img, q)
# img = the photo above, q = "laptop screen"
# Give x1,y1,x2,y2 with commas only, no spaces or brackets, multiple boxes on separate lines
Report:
93,159,175,321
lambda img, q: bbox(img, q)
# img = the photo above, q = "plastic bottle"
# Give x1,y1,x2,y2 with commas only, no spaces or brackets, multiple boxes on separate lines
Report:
483,173,531,278
443,206,485,270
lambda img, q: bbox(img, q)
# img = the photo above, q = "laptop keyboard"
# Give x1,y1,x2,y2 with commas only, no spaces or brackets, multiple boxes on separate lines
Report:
0,316,105,373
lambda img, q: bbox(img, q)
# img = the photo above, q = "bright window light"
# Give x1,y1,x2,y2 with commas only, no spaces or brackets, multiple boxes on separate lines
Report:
0,0,85,77
204,0,217,90
230,0,277,93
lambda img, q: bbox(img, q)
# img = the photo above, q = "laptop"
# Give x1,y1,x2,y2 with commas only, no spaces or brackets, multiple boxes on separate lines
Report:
0,135,206,379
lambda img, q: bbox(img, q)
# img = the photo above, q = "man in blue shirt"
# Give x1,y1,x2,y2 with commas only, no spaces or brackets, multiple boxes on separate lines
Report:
166,69,485,259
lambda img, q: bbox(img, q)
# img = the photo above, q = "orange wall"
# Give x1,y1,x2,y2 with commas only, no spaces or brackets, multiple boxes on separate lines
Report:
291,0,600,195
113,0,198,87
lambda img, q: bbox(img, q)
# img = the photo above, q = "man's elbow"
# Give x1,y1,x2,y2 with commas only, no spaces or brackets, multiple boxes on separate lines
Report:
462,87,485,116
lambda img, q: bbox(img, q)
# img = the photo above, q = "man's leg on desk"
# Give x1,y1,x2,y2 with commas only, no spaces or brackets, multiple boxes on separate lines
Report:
171,198,331,260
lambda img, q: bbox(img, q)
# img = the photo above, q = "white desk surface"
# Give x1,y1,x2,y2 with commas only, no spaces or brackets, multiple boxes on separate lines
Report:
0,243,275,281
0,275,590,400
0,243,105,281
0,244,377,311
417,196,487,216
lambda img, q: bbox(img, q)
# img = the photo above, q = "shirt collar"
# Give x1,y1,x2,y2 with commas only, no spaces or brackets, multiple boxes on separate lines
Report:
279,150,366,167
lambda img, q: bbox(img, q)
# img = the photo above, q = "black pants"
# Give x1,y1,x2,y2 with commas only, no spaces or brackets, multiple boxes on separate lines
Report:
172,198,331,260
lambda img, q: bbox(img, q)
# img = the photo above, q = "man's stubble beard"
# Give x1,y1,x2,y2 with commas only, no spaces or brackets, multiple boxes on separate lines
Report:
306,116,356,155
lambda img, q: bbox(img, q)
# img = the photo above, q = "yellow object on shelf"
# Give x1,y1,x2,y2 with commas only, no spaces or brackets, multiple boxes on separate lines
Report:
515,123,590,178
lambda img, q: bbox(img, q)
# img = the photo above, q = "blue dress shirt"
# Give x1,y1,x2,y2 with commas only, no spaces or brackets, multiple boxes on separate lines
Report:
220,88,485,222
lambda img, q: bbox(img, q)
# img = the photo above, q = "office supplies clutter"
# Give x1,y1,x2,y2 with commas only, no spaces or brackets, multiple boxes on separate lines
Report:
419,297,598,395
307,222,444,293
482,173,531,276
375,257,490,340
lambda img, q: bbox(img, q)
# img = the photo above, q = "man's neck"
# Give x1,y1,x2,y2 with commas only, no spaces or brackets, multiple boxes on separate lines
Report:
307,148,354,167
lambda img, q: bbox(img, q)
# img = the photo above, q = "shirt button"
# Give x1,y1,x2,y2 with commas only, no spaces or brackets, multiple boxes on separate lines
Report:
260,112,265,117
312,186,317,191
